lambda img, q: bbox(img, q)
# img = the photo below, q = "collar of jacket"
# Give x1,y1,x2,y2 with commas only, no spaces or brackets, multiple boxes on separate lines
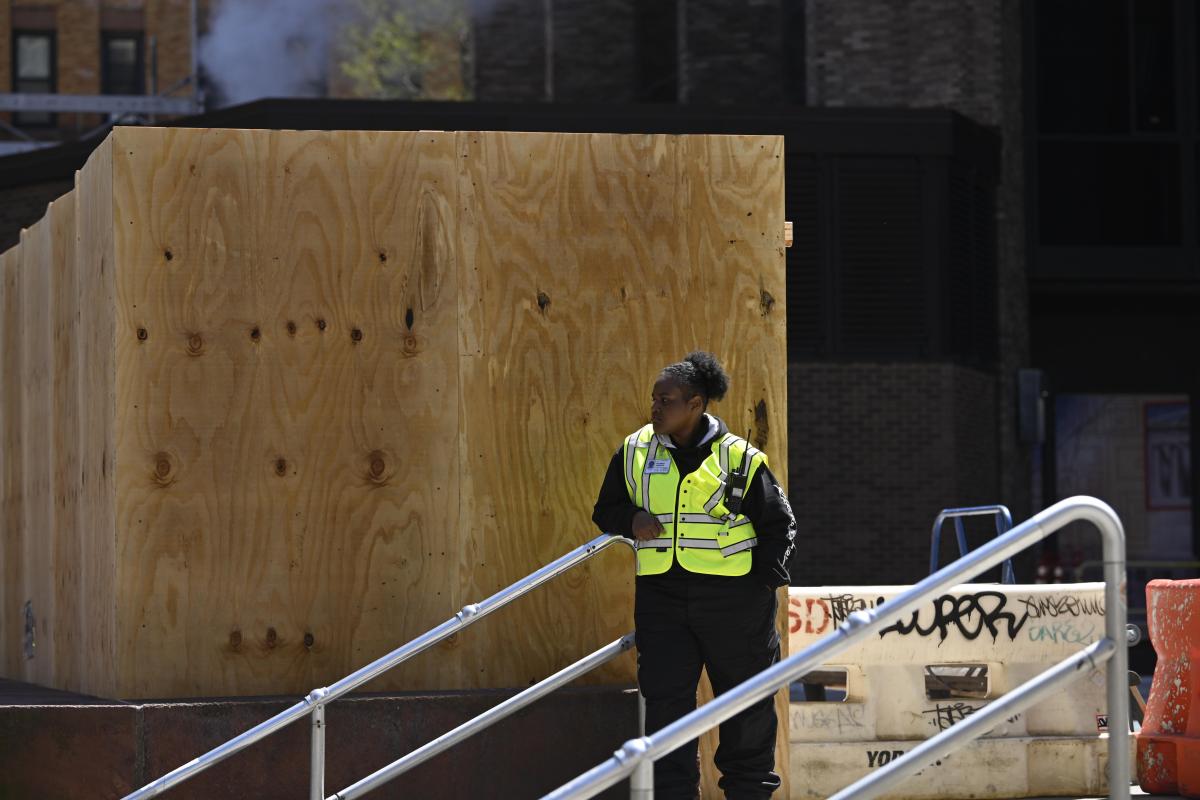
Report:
655,414,728,451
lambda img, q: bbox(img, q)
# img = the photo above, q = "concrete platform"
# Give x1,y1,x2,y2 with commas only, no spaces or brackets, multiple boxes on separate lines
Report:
0,680,638,799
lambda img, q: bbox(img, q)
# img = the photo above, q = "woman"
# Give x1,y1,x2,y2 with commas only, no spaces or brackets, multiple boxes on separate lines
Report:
593,351,798,800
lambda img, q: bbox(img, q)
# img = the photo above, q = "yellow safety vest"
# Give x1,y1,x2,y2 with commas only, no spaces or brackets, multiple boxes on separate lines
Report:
622,423,766,577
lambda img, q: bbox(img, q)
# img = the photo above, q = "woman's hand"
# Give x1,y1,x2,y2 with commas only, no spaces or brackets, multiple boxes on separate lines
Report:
631,510,665,541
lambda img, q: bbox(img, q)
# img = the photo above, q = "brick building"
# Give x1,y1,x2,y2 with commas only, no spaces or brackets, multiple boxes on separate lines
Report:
0,0,202,140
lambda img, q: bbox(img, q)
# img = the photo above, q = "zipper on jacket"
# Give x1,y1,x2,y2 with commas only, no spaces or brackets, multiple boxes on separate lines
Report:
670,451,683,564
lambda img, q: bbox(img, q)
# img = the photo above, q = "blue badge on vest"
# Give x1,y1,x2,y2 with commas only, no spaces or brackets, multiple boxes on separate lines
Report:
645,459,671,475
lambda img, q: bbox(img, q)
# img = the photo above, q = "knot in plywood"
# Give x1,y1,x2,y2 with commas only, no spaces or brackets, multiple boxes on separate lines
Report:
366,450,390,485
186,332,204,356
152,452,174,487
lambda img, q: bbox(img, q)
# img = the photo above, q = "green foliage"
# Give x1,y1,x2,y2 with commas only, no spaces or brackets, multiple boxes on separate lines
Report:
336,0,472,100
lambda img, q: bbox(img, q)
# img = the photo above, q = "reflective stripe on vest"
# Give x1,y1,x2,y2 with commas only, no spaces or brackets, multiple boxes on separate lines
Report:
622,424,766,577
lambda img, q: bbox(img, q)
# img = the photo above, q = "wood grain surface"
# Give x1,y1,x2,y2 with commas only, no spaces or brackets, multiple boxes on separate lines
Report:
0,245,21,677
76,138,118,697
456,131,788,796
49,193,81,692
19,213,54,686
1,128,788,792
109,127,463,696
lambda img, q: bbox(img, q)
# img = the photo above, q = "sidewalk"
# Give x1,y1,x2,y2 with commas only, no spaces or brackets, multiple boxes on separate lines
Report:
1025,791,1163,800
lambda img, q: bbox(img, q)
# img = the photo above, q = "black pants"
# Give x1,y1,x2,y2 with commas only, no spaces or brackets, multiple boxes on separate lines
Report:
634,572,782,800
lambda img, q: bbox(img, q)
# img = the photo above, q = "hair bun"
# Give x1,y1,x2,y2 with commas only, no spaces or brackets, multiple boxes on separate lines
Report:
683,351,729,402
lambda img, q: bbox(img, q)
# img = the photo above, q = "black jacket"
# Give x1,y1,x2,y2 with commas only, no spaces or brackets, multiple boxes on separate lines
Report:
591,415,798,587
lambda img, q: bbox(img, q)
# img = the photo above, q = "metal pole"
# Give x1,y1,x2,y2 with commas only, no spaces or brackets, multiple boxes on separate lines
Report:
330,634,636,800
540,496,1128,800
828,638,1117,799
311,704,326,800
126,534,634,799
1093,502,1132,797
630,691,653,799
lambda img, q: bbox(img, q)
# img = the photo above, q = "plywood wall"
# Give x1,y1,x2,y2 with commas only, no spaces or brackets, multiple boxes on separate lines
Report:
108,127,467,696
454,130,789,798
0,245,21,677
0,128,788,791
49,192,81,692
76,137,119,698
19,213,53,687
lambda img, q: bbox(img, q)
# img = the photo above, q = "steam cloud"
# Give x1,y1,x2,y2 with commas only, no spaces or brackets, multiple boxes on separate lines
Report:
199,0,341,106
199,0,509,107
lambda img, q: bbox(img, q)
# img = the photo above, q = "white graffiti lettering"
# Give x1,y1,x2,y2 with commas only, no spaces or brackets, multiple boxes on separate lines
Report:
790,704,865,733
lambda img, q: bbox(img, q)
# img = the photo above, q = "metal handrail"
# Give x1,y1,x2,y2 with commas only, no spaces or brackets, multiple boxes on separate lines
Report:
125,533,637,800
930,504,1015,584
544,496,1130,800
329,633,637,799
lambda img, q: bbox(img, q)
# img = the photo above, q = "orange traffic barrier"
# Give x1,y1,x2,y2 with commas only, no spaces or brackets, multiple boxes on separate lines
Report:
1138,578,1200,795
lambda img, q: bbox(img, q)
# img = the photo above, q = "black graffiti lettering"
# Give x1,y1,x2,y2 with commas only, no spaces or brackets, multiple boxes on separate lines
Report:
868,749,905,767
1079,597,1105,616
923,702,981,732
819,594,887,627
1018,595,1105,619
879,591,1028,643
822,594,866,626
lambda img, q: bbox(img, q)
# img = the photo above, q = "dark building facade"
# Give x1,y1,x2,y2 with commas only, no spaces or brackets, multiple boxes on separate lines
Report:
469,0,1198,594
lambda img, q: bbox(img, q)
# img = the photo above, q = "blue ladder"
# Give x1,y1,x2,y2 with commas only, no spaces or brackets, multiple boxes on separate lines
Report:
930,505,1015,584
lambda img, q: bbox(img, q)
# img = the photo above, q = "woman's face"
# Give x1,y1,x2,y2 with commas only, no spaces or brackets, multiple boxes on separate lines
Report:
651,374,702,437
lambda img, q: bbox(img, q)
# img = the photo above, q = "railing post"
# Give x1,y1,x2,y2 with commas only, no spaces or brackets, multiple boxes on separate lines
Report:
310,697,327,800
631,691,653,799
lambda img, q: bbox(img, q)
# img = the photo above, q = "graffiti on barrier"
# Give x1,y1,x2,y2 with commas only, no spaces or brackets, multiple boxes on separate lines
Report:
1017,595,1105,619
923,702,982,732
793,591,1104,643
790,594,885,635
867,749,905,768
1027,621,1097,645
879,591,1028,644
790,704,865,733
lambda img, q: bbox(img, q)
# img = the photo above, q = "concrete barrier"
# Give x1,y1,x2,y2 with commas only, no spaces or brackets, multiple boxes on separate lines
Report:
788,583,1123,799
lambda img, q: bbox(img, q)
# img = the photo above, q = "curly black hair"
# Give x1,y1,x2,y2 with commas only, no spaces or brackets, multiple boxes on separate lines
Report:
661,351,730,404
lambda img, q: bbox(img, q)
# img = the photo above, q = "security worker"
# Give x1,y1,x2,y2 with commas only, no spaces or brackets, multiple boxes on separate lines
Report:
593,351,798,800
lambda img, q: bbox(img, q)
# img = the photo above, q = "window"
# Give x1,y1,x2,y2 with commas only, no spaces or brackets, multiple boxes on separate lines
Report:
102,33,144,96
13,30,55,126
1030,0,1195,264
